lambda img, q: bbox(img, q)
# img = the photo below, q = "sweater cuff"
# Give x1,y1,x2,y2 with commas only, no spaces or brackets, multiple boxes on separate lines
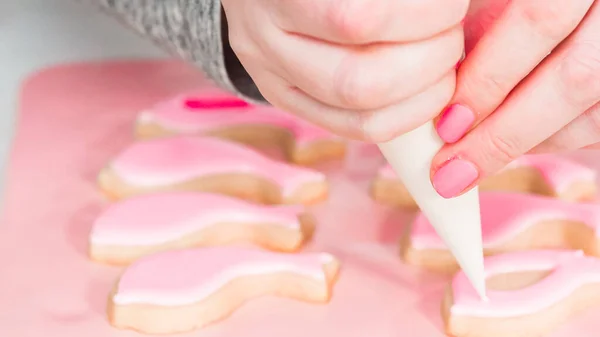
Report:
217,6,266,103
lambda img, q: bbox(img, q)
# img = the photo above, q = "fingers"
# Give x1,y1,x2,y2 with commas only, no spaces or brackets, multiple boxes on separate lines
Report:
246,63,456,142
223,0,465,141
268,0,470,44
260,25,463,110
436,0,594,143
430,2,600,198
531,102,600,153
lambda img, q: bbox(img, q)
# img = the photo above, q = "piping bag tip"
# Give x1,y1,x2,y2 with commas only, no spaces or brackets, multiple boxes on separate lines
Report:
377,121,487,300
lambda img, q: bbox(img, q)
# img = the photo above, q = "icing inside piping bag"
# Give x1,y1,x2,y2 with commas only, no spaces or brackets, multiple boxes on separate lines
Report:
377,120,487,299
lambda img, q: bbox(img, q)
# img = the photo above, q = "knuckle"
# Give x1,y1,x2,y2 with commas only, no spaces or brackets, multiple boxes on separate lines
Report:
584,104,600,137
558,42,600,107
517,0,579,40
463,71,509,97
479,128,523,165
459,69,510,110
354,111,378,142
326,0,378,43
333,61,379,109
227,34,254,61
353,111,392,143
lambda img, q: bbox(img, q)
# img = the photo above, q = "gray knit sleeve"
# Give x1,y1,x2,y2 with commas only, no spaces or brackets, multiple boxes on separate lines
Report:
93,0,265,102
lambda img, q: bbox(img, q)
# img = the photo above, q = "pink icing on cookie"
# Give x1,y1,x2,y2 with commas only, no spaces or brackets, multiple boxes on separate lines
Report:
450,249,600,317
113,247,335,306
410,192,600,249
90,192,306,246
109,137,326,197
377,154,596,192
503,154,597,193
138,90,336,144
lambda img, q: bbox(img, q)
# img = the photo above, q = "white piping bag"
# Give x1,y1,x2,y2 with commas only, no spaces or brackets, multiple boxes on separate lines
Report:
378,120,487,299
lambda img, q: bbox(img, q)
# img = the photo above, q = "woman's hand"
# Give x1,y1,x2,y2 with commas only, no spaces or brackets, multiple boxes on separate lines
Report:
430,0,600,198
221,0,469,142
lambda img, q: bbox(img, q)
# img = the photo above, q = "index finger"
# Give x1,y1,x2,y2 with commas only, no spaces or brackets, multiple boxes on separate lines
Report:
267,0,470,44
436,0,593,143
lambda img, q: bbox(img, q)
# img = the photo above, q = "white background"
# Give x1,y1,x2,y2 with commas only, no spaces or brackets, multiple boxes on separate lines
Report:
0,0,168,201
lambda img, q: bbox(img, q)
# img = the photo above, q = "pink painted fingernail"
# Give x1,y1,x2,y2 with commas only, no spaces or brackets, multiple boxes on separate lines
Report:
437,104,475,143
432,158,479,198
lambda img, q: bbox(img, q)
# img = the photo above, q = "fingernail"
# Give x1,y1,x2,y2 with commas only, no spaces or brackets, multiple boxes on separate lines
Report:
437,104,475,143
432,158,479,198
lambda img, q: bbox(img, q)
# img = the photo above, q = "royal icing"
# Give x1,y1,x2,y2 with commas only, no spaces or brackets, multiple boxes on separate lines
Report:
113,247,335,306
138,90,337,145
410,192,600,249
90,192,306,246
378,154,596,193
450,249,600,317
108,136,326,197
502,154,597,193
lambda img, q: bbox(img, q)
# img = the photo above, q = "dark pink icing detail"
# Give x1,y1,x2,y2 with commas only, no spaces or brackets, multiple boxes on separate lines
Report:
183,98,250,110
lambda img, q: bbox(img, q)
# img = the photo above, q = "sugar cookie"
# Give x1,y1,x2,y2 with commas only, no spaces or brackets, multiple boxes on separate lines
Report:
89,192,316,265
134,90,345,165
97,136,328,204
443,250,600,337
108,247,340,334
372,154,597,208
402,192,600,273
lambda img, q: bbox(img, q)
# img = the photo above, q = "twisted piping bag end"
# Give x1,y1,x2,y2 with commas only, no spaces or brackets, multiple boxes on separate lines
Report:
376,120,486,300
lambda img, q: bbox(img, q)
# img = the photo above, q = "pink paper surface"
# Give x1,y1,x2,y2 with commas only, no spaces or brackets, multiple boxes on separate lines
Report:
1,59,600,337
